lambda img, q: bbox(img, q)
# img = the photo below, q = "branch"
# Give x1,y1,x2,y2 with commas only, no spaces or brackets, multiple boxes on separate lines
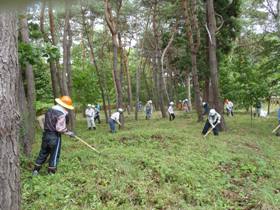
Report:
205,24,212,44
215,12,224,32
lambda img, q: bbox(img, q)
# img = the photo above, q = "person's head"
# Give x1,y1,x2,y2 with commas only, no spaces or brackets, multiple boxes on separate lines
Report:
55,96,74,110
170,101,174,106
91,105,95,108
118,108,124,113
87,104,91,108
202,102,206,106
209,109,216,116
148,100,152,104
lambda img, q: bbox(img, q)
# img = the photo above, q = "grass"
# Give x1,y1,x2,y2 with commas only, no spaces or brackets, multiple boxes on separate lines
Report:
21,110,280,210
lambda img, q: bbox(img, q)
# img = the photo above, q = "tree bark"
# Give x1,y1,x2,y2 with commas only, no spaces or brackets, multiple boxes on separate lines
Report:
104,0,123,111
0,11,21,210
206,0,226,129
186,72,192,111
18,68,31,156
182,0,203,121
48,0,63,96
62,0,75,130
40,1,60,98
81,6,109,123
19,14,36,156
152,0,166,118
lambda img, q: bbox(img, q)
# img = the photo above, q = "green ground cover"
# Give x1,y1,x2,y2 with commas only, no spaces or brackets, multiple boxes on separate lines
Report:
21,111,280,210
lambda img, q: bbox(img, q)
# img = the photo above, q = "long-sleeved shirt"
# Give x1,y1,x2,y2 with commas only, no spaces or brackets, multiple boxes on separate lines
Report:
144,104,153,113
44,105,68,133
85,108,95,118
111,112,121,124
208,112,221,127
226,101,233,110
167,106,174,114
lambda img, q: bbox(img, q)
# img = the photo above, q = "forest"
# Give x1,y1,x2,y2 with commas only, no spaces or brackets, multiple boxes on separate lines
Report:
0,0,280,209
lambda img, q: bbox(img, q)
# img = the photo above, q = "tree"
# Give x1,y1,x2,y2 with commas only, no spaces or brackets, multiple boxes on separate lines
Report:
182,0,203,122
0,11,21,210
104,0,123,110
206,0,226,129
81,4,109,122
40,0,61,98
19,13,37,156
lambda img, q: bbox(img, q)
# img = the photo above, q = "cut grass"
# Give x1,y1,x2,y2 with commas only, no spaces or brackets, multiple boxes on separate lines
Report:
21,111,280,209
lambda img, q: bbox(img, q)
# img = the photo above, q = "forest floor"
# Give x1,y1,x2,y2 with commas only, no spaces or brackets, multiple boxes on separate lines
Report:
21,110,280,210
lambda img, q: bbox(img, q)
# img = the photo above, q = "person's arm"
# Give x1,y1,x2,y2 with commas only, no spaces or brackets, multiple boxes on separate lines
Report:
56,114,75,137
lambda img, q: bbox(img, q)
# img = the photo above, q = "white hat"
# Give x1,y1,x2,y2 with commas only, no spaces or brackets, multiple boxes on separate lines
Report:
170,102,174,105
209,109,216,116
202,102,206,106
87,104,92,107
91,105,95,108
118,108,124,113
148,100,152,104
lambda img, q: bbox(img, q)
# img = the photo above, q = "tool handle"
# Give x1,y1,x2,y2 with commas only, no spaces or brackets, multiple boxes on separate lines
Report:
272,124,280,133
74,136,100,154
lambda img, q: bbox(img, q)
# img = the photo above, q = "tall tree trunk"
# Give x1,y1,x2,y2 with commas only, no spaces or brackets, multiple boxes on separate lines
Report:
182,0,203,121
0,11,21,210
186,72,192,111
123,48,133,113
104,0,123,111
135,63,141,120
206,0,226,129
18,69,31,156
40,1,60,98
48,0,63,96
62,1,75,130
153,0,166,118
81,7,109,123
19,14,36,156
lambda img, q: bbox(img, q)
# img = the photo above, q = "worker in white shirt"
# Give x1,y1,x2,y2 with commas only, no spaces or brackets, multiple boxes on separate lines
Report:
108,108,124,133
225,99,234,116
85,104,96,130
144,100,153,120
168,102,175,121
182,98,189,112
202,109,221,136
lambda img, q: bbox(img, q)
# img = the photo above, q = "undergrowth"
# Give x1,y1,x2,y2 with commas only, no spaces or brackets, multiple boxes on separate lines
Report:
21,111,280,210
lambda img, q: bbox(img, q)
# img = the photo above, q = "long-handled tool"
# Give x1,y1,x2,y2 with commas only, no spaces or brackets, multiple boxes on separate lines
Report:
204,123,219,138
74,135,100,154
272,124,280,133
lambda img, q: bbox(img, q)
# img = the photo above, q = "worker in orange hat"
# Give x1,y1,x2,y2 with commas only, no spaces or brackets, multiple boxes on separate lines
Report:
32,96,75,175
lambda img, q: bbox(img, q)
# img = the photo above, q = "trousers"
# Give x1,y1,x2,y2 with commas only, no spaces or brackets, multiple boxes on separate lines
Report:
202,120,219,136
34,131,61,171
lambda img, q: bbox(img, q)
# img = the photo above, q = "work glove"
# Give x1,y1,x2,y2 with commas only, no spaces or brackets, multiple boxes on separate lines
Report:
65,131,75,138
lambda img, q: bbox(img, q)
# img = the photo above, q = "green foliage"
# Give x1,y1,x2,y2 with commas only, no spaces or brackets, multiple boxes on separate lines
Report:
18,42,41,67
21,112,280,209
42,43,61,62
33,61,53,103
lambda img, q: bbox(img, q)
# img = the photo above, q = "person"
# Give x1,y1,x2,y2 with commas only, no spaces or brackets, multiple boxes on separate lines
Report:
32,96,75,175
168,102,175,121
225,100,234,116
202,102,210,115
85,104,96,130
108,108,123,133
202,108,221,136
94,103,101,124
183,98,189,112
144,100,153,120
254,100,261,117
